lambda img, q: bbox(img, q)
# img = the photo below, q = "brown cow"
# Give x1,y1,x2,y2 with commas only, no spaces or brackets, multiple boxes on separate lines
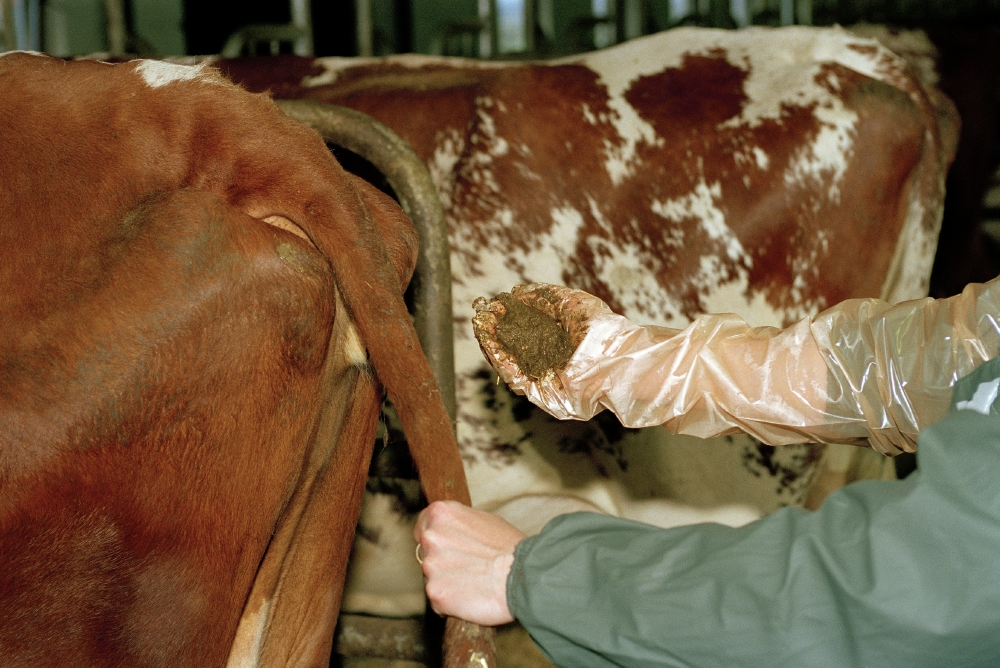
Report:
0,53,477,666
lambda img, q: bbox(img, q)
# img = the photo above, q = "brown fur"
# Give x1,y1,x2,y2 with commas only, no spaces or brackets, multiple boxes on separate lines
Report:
0,54,467,666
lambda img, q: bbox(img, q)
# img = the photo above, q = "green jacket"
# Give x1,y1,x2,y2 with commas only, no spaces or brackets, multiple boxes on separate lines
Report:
508,357,1000,668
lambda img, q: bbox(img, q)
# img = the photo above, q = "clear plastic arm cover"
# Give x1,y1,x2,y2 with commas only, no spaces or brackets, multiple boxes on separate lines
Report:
472,278,1000,455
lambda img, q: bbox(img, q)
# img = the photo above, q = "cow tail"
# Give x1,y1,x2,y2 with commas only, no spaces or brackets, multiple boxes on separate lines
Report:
311,180,471,507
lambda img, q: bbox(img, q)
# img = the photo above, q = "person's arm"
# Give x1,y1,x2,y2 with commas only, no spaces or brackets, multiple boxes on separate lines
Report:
415,393,1000,667
415,391,1000,666
473,278,1000,454
506,387,1000,667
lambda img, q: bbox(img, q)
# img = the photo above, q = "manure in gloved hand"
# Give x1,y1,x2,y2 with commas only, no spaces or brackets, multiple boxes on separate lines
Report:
492,292,575,379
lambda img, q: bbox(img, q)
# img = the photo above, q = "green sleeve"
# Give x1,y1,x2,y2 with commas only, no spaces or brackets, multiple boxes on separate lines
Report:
507,405,1000,668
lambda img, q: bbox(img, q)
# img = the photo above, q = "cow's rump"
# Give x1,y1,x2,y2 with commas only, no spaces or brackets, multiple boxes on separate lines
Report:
0,53,474,668
1,188,346,665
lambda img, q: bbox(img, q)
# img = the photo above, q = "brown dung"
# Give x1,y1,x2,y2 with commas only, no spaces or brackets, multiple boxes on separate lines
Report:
493,293,575,379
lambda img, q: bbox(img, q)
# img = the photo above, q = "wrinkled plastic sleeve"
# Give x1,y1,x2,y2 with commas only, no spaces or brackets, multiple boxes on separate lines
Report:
474,278,1000,454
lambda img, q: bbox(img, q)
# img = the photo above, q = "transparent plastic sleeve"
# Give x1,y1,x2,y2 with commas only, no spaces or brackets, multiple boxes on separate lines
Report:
472,278,1000,455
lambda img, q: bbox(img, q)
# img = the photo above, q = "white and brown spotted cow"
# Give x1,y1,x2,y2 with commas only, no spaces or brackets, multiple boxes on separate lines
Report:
217,25,958,619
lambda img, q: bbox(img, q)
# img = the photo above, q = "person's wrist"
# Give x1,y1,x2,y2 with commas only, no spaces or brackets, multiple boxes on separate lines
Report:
491,551,516,623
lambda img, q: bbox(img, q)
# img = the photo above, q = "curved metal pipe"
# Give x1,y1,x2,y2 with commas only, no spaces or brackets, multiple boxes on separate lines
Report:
276,99,456,422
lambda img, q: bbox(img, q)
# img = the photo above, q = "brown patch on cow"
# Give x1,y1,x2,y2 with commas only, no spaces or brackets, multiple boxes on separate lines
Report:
617,53,814,318
724,99,833,315
812,64,924,301
225,61,497,165
493,293,574,379
617,52,759,316
624,50,749,137
620,55,924,319
216,54,328,98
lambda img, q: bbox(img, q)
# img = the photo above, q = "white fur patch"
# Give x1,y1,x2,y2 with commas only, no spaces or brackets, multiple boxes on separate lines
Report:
428,128,465,211
652,179,744,262
225,597,272,668
135,60,208,88
342,319,367,367
301,53,511,88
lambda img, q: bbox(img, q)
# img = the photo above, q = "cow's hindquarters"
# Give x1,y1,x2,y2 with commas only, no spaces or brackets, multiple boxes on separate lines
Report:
226,288,383,667
0,189,340,667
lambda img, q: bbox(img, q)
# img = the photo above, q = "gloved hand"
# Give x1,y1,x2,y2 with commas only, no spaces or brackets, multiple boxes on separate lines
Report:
473,279,1000,455
472,283,626,413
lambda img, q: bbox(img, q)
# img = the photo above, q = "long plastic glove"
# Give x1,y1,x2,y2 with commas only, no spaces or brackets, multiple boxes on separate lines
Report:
472,278,1000,455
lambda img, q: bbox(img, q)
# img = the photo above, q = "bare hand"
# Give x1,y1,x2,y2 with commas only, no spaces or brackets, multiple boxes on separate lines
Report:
414,500,526,626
